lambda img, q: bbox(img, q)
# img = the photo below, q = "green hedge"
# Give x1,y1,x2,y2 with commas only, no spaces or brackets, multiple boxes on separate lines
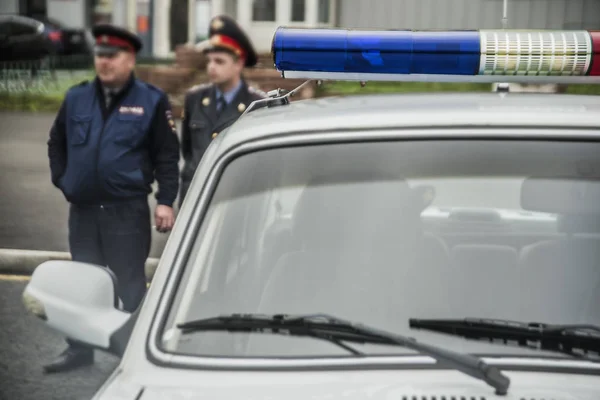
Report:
0,69,94,112
316,81,491,95
0,93,64,112
317,81,600,96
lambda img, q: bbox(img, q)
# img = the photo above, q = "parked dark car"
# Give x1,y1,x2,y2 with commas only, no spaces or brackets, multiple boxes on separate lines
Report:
0,14,54,63
35,16,94,57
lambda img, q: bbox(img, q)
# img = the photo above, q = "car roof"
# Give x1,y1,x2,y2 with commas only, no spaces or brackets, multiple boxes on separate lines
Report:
222,91,600,144
0,14,42,26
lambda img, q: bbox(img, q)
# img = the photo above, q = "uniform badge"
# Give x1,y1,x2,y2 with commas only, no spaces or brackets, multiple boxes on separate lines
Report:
101,35,109,44
211,34,222,46
237,103,246,112
202,97,210,106
212,132,218,139
211,18,224,31
119,106,144,115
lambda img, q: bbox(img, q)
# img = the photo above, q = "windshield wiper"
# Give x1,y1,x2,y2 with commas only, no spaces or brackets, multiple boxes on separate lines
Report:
409,318,600,361
177,313,510,395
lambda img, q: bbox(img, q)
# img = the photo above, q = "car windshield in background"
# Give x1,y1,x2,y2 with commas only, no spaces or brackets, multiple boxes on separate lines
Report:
159,135,600,359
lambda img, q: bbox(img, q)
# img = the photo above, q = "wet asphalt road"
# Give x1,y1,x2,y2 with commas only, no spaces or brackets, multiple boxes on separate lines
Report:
0,279,118,400
0,111,181,256
0,111,183,400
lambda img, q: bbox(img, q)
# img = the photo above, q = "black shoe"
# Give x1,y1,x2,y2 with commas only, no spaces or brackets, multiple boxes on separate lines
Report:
43,347,94,374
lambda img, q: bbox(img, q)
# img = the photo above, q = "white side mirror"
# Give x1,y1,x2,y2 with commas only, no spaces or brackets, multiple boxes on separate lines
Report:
22,260,131,353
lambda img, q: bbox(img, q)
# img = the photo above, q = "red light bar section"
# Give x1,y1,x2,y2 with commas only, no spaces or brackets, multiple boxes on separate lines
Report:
590,31,600,76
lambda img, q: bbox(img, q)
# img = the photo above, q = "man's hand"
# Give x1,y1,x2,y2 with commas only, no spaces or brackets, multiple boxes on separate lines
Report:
155,205,175,233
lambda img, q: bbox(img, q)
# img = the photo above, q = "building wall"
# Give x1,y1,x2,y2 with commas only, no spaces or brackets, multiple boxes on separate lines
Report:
338,0,600,30
45,0,153,56
44,0,128,30
211,0,336,53
207,0,600,55
0,0,19,14
46,0,87,28
195,0,211,40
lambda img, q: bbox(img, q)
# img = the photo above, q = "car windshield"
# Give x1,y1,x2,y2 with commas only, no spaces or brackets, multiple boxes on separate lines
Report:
160,137,600,359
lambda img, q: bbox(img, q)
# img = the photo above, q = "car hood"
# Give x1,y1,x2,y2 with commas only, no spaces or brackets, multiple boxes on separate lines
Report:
103,368,600,400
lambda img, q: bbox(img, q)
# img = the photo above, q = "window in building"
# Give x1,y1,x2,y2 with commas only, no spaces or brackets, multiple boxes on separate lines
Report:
291,0,305,22
92,0,113,24
195,0,210,41
224,0,238,20
25,0,47,17
317,0,330,24
252,0,276,22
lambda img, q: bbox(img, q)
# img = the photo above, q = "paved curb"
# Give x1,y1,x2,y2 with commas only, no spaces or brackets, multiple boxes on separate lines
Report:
0,249,159,281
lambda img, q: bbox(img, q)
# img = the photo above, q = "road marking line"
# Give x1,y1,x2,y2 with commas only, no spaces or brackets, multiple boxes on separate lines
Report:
0,274,30,281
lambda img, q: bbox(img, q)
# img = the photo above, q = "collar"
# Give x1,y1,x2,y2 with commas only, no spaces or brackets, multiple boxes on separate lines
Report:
215,80,243,105
103,85,122,97
95,72,136,98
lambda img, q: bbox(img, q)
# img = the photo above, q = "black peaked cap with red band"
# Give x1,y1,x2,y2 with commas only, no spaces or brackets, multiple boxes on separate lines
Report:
205,15,258,67
92,24,142,55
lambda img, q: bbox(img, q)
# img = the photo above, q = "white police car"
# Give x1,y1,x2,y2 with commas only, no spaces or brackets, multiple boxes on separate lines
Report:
23,27,600,399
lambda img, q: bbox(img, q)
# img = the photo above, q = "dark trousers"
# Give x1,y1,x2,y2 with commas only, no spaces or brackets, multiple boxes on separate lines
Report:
66,197,151,349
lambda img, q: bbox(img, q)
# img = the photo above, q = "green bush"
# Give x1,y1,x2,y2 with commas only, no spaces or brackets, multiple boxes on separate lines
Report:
565,85,600,95
316,81,600,96
316,81,492,96
0,93,64,112
0,69,95,112
1,77,598,114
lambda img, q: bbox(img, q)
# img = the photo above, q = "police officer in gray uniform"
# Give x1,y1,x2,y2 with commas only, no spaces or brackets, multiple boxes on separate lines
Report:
179,15,267,206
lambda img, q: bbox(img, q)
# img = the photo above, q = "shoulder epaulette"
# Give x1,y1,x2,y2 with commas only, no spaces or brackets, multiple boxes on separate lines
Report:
142,81,165,94
68,80,89,90
187,83,212,94
66,80,90,95
248,85,268,98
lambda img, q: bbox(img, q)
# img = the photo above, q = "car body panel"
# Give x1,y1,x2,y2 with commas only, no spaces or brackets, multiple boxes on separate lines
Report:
218,93,600,143
98,365,600,400
36,16,93,56
0,14,92,65
136,92,600,367
46,91,600,399
0,14,54,62
190,92,600,205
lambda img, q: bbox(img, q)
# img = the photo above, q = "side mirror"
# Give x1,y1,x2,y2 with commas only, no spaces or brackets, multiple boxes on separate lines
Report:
22,260,131,356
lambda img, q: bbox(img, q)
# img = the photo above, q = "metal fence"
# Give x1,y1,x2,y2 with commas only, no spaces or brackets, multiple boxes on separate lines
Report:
0,55,94,96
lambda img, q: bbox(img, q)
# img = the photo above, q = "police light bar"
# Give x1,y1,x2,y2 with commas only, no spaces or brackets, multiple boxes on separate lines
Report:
272,28,600,84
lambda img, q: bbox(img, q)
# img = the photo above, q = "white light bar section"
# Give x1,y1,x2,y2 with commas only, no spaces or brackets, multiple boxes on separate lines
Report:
479,30,592,76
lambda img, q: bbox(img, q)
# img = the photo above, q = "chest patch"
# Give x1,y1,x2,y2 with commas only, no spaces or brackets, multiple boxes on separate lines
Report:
119,106,144,116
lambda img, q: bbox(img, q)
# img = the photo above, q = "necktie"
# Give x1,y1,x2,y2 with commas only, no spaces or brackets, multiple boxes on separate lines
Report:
106,90,115,108
217,95,226,115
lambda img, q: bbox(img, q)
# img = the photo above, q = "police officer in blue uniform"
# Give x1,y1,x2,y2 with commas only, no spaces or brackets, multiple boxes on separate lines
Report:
45,24,180,373
178,15,267,207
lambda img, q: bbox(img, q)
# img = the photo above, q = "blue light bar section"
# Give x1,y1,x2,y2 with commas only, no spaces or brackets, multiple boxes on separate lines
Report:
272,28,481,76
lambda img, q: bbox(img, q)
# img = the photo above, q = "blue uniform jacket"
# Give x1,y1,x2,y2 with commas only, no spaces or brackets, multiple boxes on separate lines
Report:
48,74,180,206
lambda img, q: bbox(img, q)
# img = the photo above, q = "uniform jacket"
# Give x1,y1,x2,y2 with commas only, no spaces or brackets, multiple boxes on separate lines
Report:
179,79,267,204
47,74,180,206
